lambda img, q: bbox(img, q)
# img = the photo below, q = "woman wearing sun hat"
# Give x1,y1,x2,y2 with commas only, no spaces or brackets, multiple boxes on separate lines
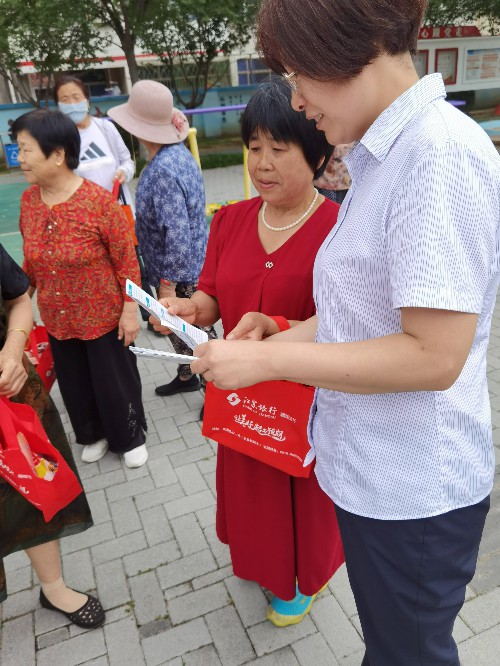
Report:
108,81,216,398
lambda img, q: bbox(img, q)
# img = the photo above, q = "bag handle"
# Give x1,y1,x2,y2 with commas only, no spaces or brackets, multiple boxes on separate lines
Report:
112,180,120,199
111,180,127,206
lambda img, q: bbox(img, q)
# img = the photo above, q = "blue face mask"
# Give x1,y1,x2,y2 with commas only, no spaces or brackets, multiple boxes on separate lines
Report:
58,100,88,124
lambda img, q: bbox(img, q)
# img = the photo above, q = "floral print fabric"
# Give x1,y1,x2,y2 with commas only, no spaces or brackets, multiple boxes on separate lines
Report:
135,143,207,286
20,180,140,340
315,143,354,191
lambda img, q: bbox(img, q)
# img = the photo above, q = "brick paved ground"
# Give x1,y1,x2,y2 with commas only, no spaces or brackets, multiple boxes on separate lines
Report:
1,165,499,665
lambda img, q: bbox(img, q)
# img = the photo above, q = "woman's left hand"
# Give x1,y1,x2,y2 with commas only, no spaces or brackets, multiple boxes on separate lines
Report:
118,304,140,346
0,350,28,397
114,169,126,184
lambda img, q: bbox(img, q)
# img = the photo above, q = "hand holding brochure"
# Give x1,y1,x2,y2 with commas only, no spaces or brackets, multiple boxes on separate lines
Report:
125,279,208,350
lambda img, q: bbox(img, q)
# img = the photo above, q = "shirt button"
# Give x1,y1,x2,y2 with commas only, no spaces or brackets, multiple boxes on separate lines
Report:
47,225,52,229
51,270,56,275
265,261,273,269
56,291,60,296
60,310,65,314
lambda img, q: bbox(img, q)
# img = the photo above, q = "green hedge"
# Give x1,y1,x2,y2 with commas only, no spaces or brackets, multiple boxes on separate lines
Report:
201,153,243,169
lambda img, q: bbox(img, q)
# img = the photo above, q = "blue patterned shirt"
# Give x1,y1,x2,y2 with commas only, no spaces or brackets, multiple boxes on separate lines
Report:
308,74,500,520
135,143,207,284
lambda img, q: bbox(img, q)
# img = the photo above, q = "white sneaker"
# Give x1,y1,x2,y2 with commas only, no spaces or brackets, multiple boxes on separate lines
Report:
123,444,148,468
81,439,108,463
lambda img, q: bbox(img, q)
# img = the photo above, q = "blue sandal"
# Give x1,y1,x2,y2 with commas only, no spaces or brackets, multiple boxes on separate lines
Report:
267,583,327,627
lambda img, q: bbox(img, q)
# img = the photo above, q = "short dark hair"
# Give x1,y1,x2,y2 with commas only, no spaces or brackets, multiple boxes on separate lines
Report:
257,0,428,83
12,109,80,170
53,75,90,103
241,78,333,179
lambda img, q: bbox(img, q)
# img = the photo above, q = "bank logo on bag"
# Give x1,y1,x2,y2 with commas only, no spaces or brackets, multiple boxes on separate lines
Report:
227,393,241,406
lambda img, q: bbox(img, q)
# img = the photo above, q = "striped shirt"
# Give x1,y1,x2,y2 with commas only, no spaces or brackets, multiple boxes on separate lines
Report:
308,74,500,520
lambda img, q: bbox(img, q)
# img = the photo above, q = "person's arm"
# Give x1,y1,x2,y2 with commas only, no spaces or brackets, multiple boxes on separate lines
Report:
0,292,33,397
191,308,476,391
99,196,141,345
106,121,135,184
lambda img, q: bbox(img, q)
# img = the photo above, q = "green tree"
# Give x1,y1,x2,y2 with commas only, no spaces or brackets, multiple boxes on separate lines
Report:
90,1,156,85
424,1,500,34
0,0,105,105
140,0,259,109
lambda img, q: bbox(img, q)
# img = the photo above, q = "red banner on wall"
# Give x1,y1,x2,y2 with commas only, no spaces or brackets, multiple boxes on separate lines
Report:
418,26,481,40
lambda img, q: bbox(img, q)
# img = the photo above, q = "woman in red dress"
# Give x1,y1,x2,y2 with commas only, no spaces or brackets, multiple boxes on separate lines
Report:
154,78,344,625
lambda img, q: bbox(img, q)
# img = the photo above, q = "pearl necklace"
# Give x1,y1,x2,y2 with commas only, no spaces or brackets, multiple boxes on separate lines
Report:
261,188,319,232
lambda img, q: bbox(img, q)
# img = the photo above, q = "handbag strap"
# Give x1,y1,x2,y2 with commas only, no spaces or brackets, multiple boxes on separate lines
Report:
111,179,127,206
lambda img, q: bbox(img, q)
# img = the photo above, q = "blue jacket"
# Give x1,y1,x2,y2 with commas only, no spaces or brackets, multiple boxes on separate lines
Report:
135,143,207,284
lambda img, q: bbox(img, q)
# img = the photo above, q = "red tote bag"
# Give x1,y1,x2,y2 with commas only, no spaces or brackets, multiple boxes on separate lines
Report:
202,380,315,477
0,397,83,522
28,324,56,392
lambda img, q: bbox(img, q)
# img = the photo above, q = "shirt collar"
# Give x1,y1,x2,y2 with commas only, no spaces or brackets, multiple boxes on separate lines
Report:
359,73,446,162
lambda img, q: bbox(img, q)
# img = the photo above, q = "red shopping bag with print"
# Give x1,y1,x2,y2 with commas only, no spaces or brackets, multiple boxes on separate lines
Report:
202,381,315,477
27,324,56,392
0,397,83,521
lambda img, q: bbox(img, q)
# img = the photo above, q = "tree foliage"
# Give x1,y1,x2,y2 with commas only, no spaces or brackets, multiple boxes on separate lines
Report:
0,0,105,105
140,0,259,109
89,0,156,85
0,0,260,108
424,0,500,34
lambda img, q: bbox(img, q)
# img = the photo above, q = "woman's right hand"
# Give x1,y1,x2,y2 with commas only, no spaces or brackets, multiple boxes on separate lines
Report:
0,350,28,398
150,297,198,334
226,312,280,341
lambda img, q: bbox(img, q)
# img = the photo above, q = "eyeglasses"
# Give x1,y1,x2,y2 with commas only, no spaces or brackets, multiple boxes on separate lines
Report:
282,70,299,93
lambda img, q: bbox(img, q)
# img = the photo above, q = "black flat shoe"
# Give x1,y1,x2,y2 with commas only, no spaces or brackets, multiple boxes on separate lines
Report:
39,589,105,629
155,374,201,396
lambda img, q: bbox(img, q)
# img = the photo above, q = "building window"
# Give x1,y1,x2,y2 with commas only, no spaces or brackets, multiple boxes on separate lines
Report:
237,58,272,85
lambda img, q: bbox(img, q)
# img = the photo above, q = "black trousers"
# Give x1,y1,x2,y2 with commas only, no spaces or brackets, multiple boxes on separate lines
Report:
49,328,147,454
335,496,490,665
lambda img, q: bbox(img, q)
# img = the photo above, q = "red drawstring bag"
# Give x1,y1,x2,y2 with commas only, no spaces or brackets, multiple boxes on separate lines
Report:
202,381,315,477
27,324,56,392
0,397,83,521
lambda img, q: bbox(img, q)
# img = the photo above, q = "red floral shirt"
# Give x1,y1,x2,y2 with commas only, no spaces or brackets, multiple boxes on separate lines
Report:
20,180,140,340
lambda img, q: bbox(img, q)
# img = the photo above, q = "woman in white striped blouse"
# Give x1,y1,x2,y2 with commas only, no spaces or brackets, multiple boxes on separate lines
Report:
191,1,500,663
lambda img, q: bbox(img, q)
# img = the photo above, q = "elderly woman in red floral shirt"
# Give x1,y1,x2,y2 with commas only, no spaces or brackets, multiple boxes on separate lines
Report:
13,109,148,468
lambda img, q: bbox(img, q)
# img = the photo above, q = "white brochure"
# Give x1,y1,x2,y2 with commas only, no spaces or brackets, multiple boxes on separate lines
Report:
125,279,208,350
130,347,197,363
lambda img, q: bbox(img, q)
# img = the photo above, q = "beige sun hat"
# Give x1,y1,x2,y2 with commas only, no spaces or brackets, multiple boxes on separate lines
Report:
108,80,189,144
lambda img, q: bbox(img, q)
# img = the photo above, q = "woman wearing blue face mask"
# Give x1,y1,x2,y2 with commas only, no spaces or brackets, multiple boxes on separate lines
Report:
54,76,135,203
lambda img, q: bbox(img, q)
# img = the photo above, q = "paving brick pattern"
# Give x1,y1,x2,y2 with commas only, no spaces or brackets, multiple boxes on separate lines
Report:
0,167,499,665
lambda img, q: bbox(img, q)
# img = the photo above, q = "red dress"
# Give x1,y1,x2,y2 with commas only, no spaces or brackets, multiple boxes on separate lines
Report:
198,197,345,600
